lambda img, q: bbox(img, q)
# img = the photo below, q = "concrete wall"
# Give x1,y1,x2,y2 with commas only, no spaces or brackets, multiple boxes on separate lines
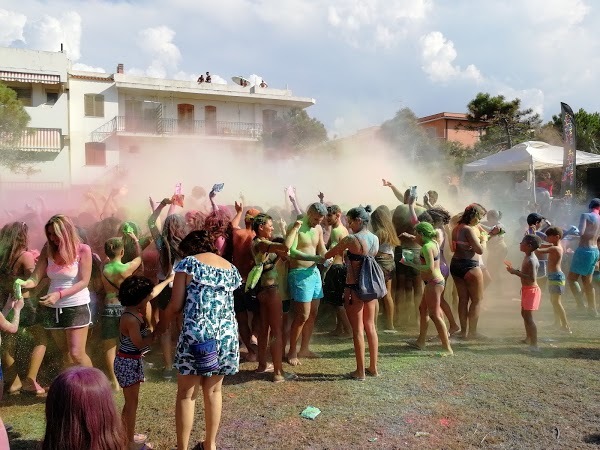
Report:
68,76,120,185
0,47,69,81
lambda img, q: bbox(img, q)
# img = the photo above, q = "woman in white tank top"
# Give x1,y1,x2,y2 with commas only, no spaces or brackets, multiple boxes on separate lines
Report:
15,215,93,367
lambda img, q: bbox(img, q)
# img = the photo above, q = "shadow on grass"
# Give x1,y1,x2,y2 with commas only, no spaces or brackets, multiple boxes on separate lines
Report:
1,393,46,407
8,436,39,450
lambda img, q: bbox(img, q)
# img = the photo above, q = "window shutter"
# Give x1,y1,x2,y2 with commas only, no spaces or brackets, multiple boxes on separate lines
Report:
95,95,104,117
84,95,94,116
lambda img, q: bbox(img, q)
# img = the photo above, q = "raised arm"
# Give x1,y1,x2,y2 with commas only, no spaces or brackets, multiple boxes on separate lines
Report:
209,190,219,212
231,200,243,230
148,198,172,241
382,179,405,203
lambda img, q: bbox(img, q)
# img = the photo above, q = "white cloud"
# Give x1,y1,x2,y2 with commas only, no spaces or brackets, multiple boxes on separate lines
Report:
496,85,545,118
24,12,82,60
133,25,182,78
420,31,482,83
72,63,106,73
328,0,433,48
0,9,26,46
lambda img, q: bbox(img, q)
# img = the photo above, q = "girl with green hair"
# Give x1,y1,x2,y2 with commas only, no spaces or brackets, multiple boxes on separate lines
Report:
400,222,453,355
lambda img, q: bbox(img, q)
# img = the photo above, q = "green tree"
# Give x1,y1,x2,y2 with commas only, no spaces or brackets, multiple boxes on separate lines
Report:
550,108,600,153
0,82,32,172
263,107,328,152
379,107,442,165
466,92,541,153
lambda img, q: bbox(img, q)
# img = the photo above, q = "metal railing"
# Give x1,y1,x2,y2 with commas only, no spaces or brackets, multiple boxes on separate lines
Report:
91,116,263,142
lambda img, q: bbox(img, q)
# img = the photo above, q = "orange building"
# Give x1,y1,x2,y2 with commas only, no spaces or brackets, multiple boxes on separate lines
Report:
417,112,488,147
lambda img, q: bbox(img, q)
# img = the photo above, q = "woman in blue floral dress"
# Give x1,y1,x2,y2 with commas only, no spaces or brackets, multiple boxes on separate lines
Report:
158,230,241,450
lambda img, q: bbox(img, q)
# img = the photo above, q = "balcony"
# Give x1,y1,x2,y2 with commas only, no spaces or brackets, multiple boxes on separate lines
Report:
91,116,263,142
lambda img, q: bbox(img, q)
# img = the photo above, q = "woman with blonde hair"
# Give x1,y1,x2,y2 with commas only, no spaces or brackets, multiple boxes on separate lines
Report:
370,206,400,331
15,215,93,367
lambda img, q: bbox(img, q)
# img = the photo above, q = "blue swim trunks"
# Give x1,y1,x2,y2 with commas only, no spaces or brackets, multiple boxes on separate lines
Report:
548,271,566,295
288,265,324,303
570,247,600,276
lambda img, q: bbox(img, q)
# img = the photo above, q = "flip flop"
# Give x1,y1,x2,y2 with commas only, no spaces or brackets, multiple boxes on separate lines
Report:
191,442,204,450
22,381,46,395
405,340,425,351
256,363,274,374
344,372,366,381
273,372,298,383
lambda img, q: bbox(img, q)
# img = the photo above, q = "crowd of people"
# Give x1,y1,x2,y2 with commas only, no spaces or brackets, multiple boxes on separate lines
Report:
1,180,599,450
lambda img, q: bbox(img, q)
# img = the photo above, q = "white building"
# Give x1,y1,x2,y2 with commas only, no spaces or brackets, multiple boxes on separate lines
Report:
0,47,70,196
0,47,316,196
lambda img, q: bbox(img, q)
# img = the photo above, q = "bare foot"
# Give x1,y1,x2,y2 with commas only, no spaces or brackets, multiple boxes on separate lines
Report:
365,368,379,377
297,350,321,359
448,326,460,335
286,354,301,366
244,352,258,362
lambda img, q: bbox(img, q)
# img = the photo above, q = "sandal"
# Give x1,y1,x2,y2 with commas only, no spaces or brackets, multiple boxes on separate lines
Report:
22,380,45,395
191,443,204,450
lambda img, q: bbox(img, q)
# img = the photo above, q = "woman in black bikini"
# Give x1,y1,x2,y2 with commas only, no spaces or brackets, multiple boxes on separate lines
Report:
325,206,379,380
251,214,297,382
450,204,488,339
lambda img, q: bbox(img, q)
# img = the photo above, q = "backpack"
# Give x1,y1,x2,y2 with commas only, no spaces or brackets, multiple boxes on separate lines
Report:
352,235,387,301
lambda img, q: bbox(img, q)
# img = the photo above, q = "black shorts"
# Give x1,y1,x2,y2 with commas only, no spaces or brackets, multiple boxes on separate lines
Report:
323,264,347,307
282,299,291,314
394,247,419,279
233,283,260,314
101,304,124,340
39,304,92,330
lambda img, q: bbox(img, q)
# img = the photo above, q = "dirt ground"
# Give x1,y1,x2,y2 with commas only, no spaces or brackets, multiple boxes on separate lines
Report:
4,281,600,450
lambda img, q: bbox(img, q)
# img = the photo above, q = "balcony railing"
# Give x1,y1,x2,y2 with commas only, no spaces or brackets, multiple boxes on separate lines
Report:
91,116,263,142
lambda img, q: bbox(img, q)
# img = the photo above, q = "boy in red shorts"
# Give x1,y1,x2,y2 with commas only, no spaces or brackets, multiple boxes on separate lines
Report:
506,234,542,352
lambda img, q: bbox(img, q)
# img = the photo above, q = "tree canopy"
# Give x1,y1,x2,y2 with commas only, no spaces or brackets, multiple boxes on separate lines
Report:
0,82,32,172
263,107,328,152
466,92,541,152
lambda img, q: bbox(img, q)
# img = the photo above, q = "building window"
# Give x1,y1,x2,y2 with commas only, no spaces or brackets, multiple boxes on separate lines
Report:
84,94,104,117
46,91,59,105
11,87,32,107
85,142,106,166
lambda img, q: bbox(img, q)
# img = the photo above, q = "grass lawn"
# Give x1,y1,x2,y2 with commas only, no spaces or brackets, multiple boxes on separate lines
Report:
4,283,600,449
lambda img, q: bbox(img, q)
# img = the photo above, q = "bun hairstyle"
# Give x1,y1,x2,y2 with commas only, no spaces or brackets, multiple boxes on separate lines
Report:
347,205,372,225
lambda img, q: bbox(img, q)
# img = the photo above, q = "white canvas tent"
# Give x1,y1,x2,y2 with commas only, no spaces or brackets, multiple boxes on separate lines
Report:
462,141,600,173
462,141,600,204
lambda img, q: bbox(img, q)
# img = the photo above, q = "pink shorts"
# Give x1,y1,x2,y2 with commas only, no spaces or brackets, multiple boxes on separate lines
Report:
521,286,541,311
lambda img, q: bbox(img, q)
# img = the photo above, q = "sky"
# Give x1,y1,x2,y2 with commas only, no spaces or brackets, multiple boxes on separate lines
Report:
1,0,599,138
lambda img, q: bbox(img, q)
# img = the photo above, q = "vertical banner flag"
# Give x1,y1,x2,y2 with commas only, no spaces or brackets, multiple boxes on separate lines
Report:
560,102,577,197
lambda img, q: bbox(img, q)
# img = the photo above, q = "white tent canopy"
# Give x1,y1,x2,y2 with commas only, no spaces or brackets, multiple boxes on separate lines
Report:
462,141,600,173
